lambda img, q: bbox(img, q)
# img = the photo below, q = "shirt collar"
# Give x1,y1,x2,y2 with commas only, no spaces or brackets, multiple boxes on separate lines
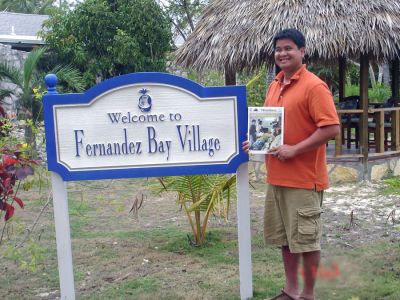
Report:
274,64,307,83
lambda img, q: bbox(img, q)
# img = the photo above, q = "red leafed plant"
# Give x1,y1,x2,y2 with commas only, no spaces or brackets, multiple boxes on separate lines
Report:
0,145,37,221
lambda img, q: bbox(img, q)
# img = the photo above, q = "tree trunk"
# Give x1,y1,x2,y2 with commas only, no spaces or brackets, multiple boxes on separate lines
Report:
24,124,37,159
383,63,391,85
377,64,384,85
195,210,201,244
369,65,376,87
266,66,276,87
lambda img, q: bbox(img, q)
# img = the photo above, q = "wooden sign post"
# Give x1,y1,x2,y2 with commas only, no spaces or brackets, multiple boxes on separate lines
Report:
43,72,252,299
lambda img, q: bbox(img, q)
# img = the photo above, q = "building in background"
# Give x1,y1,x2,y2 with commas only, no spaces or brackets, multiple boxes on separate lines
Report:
0,12,48,113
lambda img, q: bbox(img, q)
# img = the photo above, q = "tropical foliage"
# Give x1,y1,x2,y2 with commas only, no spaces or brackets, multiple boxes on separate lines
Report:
0,0,55,14
242,67,268,107
308,63,339,94
0,47,84,122
0,107,12,140
159,174,236,246
42,0,172,88
160,0,208,45
0,144,36,224
345,83,392,103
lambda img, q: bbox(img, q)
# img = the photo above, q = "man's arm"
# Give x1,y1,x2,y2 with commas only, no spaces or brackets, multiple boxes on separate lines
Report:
268,124,340,160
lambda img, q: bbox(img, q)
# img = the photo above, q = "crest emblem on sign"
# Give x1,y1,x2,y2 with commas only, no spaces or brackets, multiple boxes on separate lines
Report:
138,88,152,112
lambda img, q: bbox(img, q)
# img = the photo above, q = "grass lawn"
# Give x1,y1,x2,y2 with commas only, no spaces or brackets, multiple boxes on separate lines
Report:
0,172,399,299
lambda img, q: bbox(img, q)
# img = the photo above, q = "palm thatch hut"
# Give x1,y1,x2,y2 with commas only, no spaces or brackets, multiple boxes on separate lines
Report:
175,0,400,175
176,0,400,75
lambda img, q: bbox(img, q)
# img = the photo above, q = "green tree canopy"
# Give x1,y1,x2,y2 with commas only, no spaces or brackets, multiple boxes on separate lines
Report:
159,0,208,45
42,0,172,87
0,0,55,14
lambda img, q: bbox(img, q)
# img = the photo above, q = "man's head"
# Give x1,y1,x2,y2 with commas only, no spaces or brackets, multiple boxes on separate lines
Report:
273,28,305,49
273,28,305,74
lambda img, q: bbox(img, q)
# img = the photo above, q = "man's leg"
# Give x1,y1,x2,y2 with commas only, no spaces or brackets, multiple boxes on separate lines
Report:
282,246,300,298
300,250,320,300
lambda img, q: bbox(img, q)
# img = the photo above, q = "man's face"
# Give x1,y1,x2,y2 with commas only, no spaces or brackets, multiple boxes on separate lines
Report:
274,38,304,72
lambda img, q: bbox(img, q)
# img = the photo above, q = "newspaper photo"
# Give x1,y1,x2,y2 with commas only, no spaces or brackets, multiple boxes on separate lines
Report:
248,107,284,154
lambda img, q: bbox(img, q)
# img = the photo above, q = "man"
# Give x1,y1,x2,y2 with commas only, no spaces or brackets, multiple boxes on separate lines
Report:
243,28,340,300
249,119,258,145
268,127,282,150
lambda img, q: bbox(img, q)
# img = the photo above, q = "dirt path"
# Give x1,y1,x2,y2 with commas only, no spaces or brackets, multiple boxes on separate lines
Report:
322,181,400,247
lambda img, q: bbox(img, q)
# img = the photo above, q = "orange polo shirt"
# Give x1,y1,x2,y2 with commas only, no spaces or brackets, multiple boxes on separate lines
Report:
265,65,339,191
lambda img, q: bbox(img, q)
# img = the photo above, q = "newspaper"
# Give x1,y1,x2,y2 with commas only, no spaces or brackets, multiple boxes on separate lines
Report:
248,107,284,154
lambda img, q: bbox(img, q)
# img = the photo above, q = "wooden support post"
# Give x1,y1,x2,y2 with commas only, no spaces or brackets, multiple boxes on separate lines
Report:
335,115,342,156
338,56,346,102
391,58,399,105
360,54,369,176
225,66,236,86
391,110,400,151
374,111,385,153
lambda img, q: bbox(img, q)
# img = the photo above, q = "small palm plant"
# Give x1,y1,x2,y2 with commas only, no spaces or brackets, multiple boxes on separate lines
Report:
0,47,84,120
159,174,236,246
0,47,84,153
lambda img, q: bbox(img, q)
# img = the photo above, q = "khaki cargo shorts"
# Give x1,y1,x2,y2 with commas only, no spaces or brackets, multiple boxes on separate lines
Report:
264,184,323,253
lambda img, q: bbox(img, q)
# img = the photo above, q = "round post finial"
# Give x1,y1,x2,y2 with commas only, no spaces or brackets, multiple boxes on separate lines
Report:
45,74,58,94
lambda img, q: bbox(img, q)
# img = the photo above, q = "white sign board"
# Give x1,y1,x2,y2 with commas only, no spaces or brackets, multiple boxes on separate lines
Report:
44,73,247,180
43,72,252,300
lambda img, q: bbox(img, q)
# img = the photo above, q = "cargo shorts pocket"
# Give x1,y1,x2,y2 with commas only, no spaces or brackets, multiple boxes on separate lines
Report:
297,207,322,244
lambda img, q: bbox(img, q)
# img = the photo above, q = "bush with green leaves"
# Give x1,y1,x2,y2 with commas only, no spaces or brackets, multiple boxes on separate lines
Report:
42,0,172,88
345,83,392,103
243,67,268,107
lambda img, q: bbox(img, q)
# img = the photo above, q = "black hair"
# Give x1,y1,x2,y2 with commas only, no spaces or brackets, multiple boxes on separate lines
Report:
273,28,305,49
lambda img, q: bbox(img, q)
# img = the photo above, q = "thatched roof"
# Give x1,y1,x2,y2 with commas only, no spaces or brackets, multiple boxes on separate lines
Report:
175,0,400,72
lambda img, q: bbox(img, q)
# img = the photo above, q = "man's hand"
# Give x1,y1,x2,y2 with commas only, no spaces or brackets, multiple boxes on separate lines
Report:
242,140,250,153
268,144,298,161
268,124,340,161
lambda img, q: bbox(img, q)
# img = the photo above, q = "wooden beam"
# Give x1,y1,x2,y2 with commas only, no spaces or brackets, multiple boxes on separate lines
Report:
374,111,385,153
391,110,400,151
224,66,236,86
338,56,346,102
335,114,343,156
392,58,400,105
360,53,369,175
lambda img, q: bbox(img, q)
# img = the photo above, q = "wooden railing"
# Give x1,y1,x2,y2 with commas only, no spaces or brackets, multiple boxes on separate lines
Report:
334,107,400,158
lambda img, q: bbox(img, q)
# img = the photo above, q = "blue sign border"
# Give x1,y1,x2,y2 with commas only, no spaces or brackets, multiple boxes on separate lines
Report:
43,72,248,181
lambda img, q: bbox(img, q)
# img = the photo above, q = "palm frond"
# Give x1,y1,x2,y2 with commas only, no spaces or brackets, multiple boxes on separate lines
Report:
51,65,85,93
0,89,14,101
158,174,236,246
36,0,55,14
188,174,236,215
0,62,23,89
161,175,205,202
23,47,47,92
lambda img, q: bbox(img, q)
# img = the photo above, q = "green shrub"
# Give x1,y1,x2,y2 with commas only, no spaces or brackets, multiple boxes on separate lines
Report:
345,83,392,103
368,83,392,103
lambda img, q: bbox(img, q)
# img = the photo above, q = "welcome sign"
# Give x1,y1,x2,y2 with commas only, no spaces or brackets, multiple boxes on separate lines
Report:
43,72,252,300
43,72,248,180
